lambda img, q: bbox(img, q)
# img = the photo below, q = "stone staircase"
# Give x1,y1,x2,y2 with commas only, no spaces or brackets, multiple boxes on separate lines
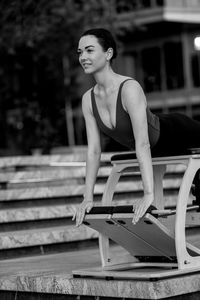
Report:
0,152,190,259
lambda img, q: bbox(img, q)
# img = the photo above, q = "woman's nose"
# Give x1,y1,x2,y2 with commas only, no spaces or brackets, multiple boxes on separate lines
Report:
80,51,87,61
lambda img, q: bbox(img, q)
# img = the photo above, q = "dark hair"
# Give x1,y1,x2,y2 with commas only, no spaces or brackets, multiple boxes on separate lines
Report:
81,28,117,61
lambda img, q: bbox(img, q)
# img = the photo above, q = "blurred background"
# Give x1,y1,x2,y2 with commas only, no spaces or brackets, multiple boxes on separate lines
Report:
0,0,200,156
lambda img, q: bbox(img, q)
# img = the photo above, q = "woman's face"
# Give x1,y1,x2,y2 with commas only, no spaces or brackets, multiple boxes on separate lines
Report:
78,35,109,74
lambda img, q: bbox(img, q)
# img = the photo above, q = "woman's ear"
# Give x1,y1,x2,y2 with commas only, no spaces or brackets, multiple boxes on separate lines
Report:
106,48,113,61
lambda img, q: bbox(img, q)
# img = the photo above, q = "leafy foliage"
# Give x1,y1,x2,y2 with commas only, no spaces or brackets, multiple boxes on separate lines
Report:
0,0,119,52
0,0,129,154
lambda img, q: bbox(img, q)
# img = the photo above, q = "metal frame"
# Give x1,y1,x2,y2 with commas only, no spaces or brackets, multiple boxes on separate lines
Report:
99,153,200,271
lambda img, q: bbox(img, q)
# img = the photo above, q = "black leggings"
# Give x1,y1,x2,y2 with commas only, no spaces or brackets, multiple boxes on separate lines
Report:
151,113,200,157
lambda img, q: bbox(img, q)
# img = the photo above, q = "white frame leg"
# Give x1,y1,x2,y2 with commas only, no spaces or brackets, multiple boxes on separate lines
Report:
99,164,123,267
175,158,200,269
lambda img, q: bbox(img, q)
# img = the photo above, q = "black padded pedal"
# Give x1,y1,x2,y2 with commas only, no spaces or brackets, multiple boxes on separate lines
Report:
111,152,136,162
85,206,114,215
113,205,157,216
86,205,157,216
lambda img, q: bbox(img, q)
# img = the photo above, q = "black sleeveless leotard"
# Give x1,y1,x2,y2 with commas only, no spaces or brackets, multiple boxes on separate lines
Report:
91,79,160,150
91,79,200,156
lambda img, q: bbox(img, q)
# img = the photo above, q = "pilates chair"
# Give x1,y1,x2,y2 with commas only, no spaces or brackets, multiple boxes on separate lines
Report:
73,148,200,279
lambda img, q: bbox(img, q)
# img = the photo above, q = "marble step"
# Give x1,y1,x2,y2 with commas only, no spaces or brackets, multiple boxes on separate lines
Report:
0,177,184,202
0,166,113,189
0,153,113,169
0,155,86,169
0,192,187,224
0,166,113,182
0,204,75,223
0,178,86,190
0,164,185,183
0,172,182,192
0,224,97,250
0,168,86,182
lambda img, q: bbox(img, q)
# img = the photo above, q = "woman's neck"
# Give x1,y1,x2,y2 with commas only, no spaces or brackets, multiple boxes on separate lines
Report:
94,68,120,93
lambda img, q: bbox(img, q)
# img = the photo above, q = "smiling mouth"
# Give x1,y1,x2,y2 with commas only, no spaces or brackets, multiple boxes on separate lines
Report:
82,63,91,68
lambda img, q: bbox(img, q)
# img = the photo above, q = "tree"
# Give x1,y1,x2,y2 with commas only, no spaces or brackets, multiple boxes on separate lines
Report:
0,0,131,153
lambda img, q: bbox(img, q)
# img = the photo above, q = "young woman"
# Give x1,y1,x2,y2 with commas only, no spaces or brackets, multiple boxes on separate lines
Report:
73,28,200,226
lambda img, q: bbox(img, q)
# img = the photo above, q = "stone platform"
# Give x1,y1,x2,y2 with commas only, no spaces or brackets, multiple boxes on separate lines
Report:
1,247,200,299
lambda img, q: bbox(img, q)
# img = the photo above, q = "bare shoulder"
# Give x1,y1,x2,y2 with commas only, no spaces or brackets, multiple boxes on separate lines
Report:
82,88,93,114
121,79,146,107
82,88,92,105
122,79,144,95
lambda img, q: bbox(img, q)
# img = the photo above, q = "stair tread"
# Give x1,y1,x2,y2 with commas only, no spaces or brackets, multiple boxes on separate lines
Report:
0,246,104,276
0,165,185,184
0,178,183,201
0,205,74,222
0,224,97,249
0,153,113,168
0,166,111,182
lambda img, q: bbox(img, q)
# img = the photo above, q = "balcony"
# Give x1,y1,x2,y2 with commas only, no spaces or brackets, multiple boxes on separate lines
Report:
114,0,200,26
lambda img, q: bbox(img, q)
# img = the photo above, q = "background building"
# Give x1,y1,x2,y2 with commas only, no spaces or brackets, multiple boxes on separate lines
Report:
116,0,200,118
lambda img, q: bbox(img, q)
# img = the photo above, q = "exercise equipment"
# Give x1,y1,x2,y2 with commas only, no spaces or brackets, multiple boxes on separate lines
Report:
73,148,200,280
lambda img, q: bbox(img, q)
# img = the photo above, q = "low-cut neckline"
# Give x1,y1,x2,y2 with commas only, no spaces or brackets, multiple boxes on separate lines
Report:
92,79,130,131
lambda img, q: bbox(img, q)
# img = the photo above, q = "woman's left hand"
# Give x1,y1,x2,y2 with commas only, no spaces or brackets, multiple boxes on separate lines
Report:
132,193,154,224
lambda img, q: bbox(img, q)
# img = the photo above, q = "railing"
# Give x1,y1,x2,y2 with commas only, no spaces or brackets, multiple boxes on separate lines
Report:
114,0,200,13
114,0,164,14
74,0,200,19
165,0,200,8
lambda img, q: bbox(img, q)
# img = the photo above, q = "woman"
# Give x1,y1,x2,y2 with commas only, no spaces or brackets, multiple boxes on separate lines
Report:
73,28,200,226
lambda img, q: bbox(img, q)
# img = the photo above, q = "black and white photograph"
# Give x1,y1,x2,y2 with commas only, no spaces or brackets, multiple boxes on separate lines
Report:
0,1,200,299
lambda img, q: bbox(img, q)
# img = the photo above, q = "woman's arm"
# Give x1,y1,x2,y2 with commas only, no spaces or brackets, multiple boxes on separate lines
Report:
122,80,154,224
73,90,101,226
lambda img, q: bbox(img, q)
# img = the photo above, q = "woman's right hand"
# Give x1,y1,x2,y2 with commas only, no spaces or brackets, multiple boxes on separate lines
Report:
72,198,93,227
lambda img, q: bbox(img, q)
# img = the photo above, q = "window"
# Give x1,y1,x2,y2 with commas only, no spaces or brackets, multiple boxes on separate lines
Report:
141,47,161,92
164,42,184,90
138,40,184,93
140,0,151,8
156,0,164,6
191,54,200,87
116,0,138,13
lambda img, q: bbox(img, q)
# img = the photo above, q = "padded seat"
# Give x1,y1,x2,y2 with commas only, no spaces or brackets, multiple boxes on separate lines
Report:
111,148,200,163
86,205,157,216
